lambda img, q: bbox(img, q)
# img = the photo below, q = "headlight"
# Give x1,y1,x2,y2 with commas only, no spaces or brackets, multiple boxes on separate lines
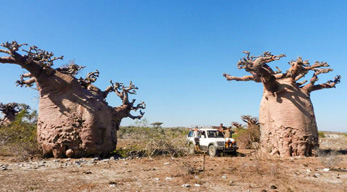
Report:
217,142,224,146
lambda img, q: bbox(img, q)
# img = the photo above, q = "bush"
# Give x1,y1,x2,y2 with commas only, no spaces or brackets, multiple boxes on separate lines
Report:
116,126,189,158
318,131,325,138
0,110,41,160
233,124,260,149
317,150,342,168
145,138,187,157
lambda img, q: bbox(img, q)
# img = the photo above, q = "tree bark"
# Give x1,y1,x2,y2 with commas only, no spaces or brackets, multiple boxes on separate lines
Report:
259,78,318,156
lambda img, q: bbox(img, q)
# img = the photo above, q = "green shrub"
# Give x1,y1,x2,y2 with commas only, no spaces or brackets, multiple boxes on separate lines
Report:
0,109,41,160
318,131,326,138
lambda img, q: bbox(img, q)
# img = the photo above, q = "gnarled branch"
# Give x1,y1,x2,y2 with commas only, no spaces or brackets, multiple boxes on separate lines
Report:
132,101,146,111
112,81,138,105
16,73,36,87
57,61,85,76
111,81,146,120
288,58,331,82
223,73,256,82
78,70,99,88
311,75,341,92
23,45,63,67
224,51,286,93
129,110,145,120
236,51,285,73
302,68,334,92
1,41,65,79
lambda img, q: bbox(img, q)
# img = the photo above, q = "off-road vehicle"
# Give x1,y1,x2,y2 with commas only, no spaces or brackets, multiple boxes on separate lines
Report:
186,128,238,157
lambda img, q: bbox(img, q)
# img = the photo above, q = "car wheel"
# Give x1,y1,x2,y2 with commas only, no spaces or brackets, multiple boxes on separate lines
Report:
208,145,218,157
188,143,195,155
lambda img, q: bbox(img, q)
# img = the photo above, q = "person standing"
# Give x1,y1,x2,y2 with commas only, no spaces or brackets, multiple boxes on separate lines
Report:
193,126,201,151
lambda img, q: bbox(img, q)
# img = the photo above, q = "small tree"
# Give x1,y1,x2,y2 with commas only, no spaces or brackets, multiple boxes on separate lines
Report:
151,122,163,128
0,102,30,126
233,115,260,149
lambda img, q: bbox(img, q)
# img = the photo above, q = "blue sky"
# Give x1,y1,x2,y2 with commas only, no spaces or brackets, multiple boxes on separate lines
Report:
0,1,346,131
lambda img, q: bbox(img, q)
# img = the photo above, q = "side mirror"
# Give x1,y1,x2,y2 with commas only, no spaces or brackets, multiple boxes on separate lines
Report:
200,135,205,139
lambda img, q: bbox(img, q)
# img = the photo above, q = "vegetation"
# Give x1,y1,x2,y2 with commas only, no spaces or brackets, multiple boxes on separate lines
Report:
318,131,326,138
150,122,163,128
232,115,261,149
116,126,189,158
0,108,40,160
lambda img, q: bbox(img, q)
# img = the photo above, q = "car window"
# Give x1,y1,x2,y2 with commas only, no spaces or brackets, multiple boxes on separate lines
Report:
201,131,206,137
188,131,193,137
207,130,224,138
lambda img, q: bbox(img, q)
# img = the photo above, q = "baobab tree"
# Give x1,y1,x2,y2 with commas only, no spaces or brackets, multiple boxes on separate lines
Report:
223,51,341,156
0,41,145,158
241,115,259,128
0,102,30,126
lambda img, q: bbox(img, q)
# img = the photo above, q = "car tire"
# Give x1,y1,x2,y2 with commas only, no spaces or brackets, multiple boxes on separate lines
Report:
208,145,218,157
188,143,195,155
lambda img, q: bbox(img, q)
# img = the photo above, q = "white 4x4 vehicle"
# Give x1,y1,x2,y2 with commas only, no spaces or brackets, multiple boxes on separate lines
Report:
186,128,238,157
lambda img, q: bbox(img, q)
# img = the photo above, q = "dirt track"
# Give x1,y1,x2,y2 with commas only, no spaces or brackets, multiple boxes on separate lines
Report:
0,149,346,192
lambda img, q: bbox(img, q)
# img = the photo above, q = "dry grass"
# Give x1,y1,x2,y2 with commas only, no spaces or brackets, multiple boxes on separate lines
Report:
317,150,343,168
116,126,189,158
233,125,260,149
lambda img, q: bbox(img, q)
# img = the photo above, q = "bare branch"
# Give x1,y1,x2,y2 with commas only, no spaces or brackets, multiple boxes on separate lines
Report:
78,70,99,88
112,81,139,105
1,41,28,54
311,75,341,92
305,61,329,70
297,80,307,86
132,101,146,111
0,56,16,64
129,110,145,120
0,49,11,54
287,58,332,83
23,45,63,67
111,81,146,120
57,61,85,76
102,81,114,98
303,68,335,92
224,51,286,93
274,66,282,74
236,51,286,73
16,72,36,87
223,73,256,82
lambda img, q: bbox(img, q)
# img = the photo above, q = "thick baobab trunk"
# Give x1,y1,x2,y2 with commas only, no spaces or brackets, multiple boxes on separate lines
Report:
36,71,117,157
0,41,145,158
259,78,318,156
224,51,340,157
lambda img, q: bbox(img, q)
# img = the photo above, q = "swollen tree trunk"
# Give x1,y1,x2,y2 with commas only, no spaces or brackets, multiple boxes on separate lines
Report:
0,41,145,158
224,51,340,156
259,78,318,156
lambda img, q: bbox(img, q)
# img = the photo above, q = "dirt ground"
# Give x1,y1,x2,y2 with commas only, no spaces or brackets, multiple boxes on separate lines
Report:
0,133,346,192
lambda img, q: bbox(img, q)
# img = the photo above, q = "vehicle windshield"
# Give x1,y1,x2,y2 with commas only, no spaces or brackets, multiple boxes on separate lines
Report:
207,130,224,138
